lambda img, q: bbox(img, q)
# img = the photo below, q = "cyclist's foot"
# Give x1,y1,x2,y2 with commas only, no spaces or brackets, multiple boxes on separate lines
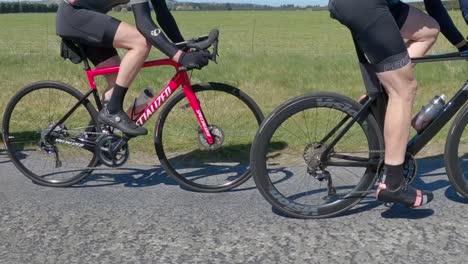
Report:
98,107,148,136
376,183,433,208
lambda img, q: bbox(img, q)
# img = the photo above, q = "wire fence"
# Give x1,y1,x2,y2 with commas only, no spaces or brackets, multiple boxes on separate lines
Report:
0,11,358,57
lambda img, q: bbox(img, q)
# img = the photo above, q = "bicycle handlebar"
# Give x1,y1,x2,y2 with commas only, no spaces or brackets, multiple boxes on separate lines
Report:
175,29,220,71
186,29,219,50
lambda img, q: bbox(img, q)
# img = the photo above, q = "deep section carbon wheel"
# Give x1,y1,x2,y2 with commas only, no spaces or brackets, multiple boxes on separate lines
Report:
251,92,383,218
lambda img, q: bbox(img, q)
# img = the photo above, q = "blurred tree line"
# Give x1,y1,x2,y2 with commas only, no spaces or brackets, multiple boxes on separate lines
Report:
0,1,462,14
0,2,58,13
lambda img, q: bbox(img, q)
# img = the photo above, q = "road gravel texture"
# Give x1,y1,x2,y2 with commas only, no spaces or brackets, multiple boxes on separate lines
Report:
1,152,467,263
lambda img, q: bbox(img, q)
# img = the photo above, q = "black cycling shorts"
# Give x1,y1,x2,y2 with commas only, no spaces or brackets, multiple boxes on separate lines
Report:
56,2,120,65
328,0,410,72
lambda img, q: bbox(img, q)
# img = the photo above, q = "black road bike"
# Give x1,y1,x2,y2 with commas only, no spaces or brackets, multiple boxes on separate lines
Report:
251,51,468,218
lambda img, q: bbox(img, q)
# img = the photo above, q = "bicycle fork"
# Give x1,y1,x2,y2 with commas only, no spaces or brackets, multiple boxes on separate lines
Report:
182,83,216,146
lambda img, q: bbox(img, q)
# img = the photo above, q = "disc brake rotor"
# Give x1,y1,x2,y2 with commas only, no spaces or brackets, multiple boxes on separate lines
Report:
198,125,224,150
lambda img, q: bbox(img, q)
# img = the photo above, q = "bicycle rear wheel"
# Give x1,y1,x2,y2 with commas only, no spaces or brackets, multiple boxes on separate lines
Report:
2,81,100,187
251,92,383,218
155,82,264,192
445,103,468,198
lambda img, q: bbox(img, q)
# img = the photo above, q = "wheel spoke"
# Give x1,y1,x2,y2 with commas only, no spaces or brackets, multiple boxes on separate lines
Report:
252,94,381,218
3,83,99,186
157,83,262,192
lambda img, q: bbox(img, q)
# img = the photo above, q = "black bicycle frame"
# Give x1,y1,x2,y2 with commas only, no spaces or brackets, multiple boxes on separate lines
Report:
44,88,100,152
321,51,468,165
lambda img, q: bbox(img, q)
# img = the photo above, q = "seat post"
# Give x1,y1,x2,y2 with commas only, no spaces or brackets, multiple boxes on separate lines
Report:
352,37,388,132
77,45,91,71
358,62,388,131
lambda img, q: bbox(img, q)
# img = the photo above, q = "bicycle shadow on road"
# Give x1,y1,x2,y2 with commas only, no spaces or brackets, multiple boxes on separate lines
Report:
414,154,468,204
74,162,261,192
74,166,180,188
0,149,11,164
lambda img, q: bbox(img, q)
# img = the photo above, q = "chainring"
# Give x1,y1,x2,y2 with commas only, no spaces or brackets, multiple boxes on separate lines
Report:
96,135,129,168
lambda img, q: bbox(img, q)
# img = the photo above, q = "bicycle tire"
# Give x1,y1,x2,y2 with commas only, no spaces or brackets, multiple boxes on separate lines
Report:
155,82,264,192
2,81,100,187
445,103,468,198
251,92,383,218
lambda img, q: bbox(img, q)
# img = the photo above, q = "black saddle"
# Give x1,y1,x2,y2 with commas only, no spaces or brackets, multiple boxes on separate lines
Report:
60,38,87,64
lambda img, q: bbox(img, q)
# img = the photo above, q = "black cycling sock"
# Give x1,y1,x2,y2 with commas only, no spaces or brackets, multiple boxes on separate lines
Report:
382,164,404,190
107,84,128,114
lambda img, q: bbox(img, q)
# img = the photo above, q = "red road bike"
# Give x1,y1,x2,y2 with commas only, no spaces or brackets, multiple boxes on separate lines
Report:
2,29,264,192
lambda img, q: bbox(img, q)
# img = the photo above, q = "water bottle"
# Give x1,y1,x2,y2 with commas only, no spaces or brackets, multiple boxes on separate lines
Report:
127,88,154,121
411,94,446,134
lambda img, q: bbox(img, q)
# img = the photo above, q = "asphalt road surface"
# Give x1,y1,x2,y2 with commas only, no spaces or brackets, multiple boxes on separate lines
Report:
1,151,468,263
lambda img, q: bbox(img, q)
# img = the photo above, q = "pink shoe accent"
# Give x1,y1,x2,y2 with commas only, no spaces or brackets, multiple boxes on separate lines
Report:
376,183,387,198
413,190,422,207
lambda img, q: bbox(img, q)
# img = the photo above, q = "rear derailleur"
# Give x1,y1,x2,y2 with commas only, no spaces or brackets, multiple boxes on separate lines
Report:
303,143,337,198
39,123,70,168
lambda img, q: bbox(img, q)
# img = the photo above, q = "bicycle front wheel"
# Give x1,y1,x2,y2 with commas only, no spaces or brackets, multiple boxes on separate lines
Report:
445,103,468,198
251,92,383,218
155,82,264,192
2,81,100,187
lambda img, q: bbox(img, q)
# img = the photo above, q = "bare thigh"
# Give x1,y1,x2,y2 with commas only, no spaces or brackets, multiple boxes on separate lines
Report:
400,6,439,42
112,22,150,50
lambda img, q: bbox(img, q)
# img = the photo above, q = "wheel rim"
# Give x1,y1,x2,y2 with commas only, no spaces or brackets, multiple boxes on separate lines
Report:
453,120,468,194
4,85,98,184
158,86,261,190
258,100,379,217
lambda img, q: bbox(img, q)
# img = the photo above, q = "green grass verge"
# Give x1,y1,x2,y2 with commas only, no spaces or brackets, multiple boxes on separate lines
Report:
1,11,467,157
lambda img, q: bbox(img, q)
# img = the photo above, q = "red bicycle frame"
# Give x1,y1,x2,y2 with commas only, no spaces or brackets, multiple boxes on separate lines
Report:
86,58,215,144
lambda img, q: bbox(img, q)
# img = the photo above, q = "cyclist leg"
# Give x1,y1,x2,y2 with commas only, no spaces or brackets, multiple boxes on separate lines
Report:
83,30,150,105
97,22,151,136
96,56,120,103
329,0,433,207
85,23,152,104
82,47,121,102
56,2,149,136
358,3,439,102
111,22,151,89
398,5,440,58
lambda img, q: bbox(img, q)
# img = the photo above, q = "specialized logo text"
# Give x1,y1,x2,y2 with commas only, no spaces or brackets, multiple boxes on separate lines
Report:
137,86,172,126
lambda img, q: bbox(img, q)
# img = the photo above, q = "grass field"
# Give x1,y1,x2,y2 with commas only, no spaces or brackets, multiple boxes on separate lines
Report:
1,10,468,157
